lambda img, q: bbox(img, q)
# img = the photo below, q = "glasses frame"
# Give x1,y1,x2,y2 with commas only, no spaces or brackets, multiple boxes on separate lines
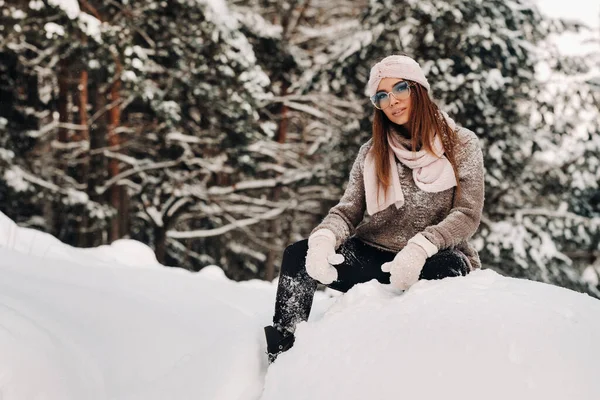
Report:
370,81,413,110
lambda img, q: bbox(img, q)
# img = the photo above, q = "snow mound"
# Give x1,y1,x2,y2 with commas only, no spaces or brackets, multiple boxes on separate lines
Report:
0,212,160,267
198,264,229,280
3,212,599,399
0,248,270,400
262,270,600,400
80,239,160,267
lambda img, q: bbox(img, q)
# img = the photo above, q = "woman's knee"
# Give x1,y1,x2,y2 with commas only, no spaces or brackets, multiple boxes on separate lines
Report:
280,239,309,276
420,249,469,280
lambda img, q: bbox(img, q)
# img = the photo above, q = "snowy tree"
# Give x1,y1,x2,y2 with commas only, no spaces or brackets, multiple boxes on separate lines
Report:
0,0,113,244
282,0,600,295
1,0,598,296
0,0,330,278
502,16,600,295
228,0,371,278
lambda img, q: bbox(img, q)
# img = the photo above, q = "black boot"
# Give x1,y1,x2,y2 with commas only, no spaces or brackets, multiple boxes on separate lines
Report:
264,325,295,363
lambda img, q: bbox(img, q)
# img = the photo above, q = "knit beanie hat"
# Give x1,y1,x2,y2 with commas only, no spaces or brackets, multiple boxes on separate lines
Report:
366,55,430,97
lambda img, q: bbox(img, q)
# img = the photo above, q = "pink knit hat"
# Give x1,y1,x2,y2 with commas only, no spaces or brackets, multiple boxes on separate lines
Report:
366,55,430,97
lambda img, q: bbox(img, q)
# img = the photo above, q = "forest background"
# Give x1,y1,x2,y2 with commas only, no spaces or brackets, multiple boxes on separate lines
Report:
1,0,599,297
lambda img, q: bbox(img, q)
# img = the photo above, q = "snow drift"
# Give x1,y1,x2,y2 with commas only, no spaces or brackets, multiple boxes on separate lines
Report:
262,271,600,400
1,212,599,400
0,248,271,400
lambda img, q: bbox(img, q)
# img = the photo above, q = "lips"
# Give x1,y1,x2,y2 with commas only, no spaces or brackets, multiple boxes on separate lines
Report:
391,108,406,116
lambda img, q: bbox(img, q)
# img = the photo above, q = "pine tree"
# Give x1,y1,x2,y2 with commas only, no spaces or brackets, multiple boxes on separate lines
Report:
289,0,600,295
1,0,598,295
0,0,111,242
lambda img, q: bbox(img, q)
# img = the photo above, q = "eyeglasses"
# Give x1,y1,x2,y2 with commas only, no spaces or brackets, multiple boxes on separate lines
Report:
370,81,412,110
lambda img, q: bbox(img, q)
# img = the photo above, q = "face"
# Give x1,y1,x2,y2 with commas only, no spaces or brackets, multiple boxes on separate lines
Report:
374,78,412,127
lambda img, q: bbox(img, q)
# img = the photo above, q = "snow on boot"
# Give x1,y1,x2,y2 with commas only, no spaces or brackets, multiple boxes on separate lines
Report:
264,325,295,364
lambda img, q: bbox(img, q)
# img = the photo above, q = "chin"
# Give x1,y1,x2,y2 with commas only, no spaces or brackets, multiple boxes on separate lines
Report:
384,110,410,126
391,116,409,126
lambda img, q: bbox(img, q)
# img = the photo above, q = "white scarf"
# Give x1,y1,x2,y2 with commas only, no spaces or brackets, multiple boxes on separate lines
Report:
363,117,458,215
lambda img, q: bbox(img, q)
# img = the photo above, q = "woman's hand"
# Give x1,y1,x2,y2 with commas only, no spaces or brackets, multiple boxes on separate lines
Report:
381,234,437,290
306,229,341,285
381,242,427,290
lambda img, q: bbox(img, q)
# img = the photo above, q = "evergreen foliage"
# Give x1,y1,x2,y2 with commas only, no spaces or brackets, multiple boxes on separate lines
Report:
0,0,598,295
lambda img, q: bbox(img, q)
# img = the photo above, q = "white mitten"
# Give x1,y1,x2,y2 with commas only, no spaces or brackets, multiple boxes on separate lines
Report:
306,229,341,285
381,234,438,290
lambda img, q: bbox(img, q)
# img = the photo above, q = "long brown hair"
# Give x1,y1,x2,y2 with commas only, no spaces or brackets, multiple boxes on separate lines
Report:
371,82,461,201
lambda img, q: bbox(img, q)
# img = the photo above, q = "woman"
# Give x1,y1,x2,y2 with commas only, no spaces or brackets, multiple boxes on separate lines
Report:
264,55,485,363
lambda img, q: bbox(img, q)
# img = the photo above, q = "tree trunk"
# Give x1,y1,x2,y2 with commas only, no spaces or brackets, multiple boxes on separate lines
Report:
264,188,282,281
26,63,57,235
264,82,290,281
57,60,69,143
108,61,122,242
155,227,166,264
54,60,70,239
88,75,108,246
78,68,90,247
119,186,129,236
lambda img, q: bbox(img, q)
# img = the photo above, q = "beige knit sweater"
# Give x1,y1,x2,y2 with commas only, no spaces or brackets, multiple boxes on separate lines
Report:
312,127,485,270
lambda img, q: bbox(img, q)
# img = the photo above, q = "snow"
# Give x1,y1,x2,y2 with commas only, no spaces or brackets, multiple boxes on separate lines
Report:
0,248,267,400
1,212,600,399
65,187,89,204
78,12,102,43
0,149,14,162
582,266,599,286
44,22,65,39
536,0,600,56
200,0,236,30
44,0,102,42
0,212,159,267
47,0,80,20
263,273,600,400
28,0,44,11
122,70,138,82
131,58,144,70
536,0,600,28
3,166,30,192
11,9,26,19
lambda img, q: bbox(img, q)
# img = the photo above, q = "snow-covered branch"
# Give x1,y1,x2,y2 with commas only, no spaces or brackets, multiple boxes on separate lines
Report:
207,171,313,196
96,159,184,195
26,120,59,139
101,151,142,166
167,206,289,239
514,208,597,224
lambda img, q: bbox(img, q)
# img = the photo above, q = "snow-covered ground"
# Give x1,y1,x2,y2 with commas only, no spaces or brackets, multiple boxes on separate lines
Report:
1,212,600,400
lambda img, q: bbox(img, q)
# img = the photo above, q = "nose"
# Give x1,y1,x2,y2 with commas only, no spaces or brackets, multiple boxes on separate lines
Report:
389,93,400,106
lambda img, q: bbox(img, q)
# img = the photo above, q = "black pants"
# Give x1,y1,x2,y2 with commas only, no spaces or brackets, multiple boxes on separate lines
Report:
273,237,469,333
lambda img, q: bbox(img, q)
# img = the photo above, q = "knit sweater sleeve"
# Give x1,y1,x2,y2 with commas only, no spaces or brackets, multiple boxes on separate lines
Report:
311,142,370,248
421,129,485,250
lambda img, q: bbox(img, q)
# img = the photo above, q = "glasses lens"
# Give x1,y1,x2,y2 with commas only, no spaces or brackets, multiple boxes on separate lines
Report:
371,92,389,110
391,81,410,100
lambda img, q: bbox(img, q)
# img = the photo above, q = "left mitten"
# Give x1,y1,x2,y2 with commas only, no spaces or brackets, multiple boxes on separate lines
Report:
381,233,437,290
